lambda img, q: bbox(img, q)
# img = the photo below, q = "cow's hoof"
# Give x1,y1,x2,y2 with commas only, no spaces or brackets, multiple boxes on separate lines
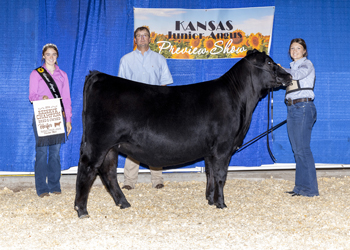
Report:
215,203,227,209
79,214,90,219
119,201,131,209
207,200,214,206
75,206,89,218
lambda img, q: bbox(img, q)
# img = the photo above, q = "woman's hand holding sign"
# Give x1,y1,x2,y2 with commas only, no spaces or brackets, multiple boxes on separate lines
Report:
66,122,72,136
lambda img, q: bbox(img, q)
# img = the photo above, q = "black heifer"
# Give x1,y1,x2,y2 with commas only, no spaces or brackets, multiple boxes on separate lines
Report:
74,50,291,218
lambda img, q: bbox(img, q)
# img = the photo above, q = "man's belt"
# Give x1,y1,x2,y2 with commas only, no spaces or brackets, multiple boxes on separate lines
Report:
285,98,313,106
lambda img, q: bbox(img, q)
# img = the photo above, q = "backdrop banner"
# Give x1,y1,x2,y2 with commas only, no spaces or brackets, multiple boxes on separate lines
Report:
3,0,348,172
134,7,275,59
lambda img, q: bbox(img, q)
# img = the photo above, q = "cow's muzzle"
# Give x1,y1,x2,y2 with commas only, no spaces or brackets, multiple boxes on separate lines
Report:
277,74,292,87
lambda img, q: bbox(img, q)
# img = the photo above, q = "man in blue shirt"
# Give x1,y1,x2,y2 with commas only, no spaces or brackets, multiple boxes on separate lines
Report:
118,26,173,190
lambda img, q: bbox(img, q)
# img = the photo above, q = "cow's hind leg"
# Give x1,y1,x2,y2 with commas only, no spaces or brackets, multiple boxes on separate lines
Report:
74,153,98,218
204,159,215,205
204,155,230,209
98,148,130,209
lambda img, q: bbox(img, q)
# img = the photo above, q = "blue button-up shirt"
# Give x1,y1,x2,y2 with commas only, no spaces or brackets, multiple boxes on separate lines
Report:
284,57,315,100
118,48,173,86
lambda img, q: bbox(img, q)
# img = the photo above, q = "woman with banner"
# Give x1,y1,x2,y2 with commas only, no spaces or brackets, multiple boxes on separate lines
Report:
29,43,72,198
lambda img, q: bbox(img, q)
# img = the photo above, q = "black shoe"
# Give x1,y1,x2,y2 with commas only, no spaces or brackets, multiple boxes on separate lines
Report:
292,193,301,197
285,191,295,194
122,185,133,190
155,184,164,189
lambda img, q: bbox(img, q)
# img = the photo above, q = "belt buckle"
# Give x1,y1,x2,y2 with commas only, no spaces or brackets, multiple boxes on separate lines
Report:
285,98,292,106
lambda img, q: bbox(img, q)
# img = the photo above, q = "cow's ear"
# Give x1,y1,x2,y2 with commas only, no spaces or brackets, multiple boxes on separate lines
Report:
246,49,260,56
246,50,254,56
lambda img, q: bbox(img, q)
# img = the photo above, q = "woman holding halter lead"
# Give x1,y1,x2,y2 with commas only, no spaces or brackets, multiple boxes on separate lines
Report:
29,43,72,198
282,38,318,197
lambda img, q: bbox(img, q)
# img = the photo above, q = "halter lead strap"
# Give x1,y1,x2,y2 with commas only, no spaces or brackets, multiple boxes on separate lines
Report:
237,57,282,161
243,57,277,76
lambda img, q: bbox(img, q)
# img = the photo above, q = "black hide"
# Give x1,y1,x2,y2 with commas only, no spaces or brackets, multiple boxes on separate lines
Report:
74,50,291,218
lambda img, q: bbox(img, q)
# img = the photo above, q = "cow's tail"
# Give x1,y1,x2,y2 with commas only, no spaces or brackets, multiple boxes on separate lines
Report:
82,70,100,144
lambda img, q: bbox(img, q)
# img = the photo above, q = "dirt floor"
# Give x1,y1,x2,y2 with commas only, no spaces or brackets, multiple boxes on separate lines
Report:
1,169,350,249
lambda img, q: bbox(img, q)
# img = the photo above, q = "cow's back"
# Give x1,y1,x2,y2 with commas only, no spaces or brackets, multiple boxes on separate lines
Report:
82,72,238,167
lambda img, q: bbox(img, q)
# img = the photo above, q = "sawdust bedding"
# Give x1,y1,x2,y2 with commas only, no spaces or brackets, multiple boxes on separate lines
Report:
0,177,350,250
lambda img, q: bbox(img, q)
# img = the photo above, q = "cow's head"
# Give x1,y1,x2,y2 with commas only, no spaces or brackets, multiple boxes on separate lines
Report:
244,49,292,88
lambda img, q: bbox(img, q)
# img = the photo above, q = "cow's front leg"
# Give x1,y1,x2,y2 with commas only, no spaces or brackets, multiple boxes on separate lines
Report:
205,154,230,209
98,148,131,209
74,155,98,218
213,167,228,209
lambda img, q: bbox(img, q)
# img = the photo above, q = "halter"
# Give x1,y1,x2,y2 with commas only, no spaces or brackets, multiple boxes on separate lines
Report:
236,57,284,162
243,57,277,78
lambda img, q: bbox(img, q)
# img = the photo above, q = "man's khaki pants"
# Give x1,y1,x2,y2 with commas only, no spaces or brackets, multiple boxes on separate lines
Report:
123,156,163,188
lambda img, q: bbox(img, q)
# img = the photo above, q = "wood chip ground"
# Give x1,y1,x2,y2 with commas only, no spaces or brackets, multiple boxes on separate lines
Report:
1,177,349,249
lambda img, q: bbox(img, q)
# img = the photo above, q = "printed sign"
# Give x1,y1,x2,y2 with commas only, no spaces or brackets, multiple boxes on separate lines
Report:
134,7,275,59
33,98,65,137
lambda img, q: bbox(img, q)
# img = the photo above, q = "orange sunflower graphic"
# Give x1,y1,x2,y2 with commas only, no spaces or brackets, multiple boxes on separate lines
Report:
190,38,201,48
223,39,233,49
158,34,167,41
172,52,194,59
248,33,262,50
230,29,246,47
245,38,250,47
263,36,270,44
204,38,215,51
150,32,157,43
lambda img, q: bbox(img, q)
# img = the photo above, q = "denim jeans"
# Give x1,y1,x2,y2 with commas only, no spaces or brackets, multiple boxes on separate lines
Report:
33,118,62,196
287,101,318,197
34,144,62,196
